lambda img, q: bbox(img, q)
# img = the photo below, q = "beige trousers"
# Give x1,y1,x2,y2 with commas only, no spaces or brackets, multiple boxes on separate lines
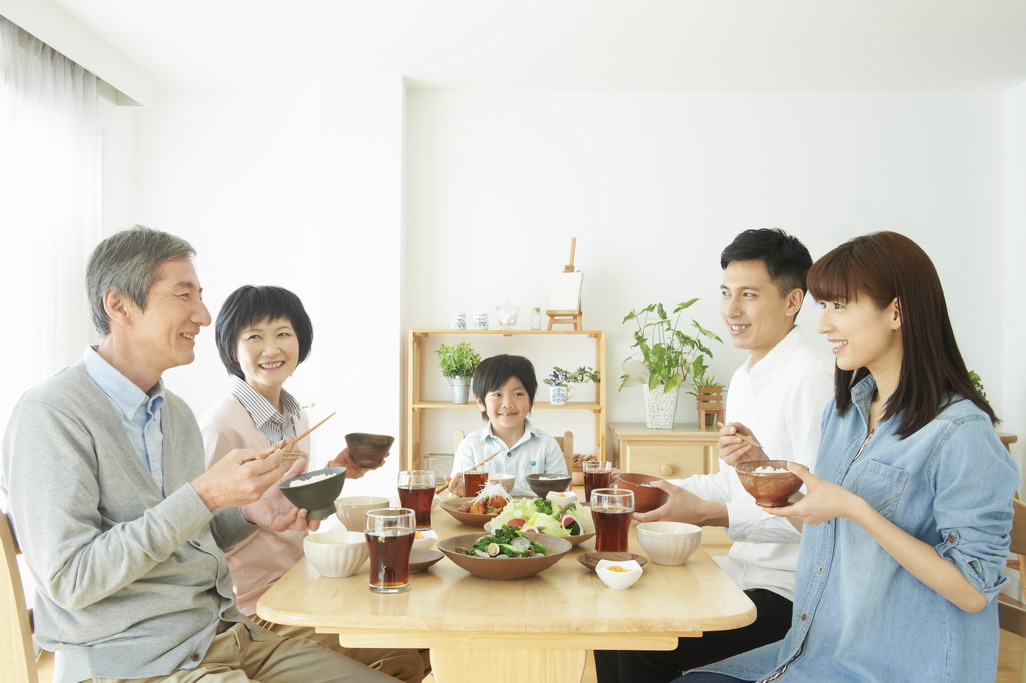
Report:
88,621,398,683
248,615,427,683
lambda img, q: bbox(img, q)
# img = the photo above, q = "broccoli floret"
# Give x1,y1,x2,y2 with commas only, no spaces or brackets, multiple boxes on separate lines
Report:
533,499,553,515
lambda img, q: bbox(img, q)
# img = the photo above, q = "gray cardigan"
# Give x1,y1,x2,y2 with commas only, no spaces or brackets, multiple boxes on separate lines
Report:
1,362,260,682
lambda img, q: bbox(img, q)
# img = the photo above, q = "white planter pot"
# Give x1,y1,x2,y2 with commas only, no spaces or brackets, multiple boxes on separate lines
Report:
449,376,471,404
644,384,680,429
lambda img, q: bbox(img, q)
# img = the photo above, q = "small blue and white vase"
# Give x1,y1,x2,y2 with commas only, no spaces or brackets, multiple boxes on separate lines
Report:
550,385,568,406
452,311,466,329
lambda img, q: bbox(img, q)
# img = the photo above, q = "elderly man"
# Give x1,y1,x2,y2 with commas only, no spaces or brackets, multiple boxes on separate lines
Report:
1,227,393,682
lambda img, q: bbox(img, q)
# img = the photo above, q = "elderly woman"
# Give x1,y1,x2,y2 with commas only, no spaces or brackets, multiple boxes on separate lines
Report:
199,284,425,683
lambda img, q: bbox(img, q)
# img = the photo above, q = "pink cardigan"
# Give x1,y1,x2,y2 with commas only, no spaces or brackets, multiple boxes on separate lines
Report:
199,394,312,616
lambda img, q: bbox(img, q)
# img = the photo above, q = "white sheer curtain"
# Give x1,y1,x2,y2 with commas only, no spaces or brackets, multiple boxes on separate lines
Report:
0,17,101,428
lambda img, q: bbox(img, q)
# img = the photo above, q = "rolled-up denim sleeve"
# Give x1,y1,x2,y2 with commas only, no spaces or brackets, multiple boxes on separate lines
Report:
931,416,1019,600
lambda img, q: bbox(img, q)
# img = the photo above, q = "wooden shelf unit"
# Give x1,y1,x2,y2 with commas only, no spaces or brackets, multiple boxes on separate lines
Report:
404,329,606,470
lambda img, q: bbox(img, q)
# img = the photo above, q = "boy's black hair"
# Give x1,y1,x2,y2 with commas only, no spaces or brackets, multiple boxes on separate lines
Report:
720,228,813,297
472,354,538,420
215,285,314,379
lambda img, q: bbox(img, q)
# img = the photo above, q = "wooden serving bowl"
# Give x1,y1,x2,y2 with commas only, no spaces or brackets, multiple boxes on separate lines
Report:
614,472,669,513
735,460,802,507
438,532,572,580
439,497,502,526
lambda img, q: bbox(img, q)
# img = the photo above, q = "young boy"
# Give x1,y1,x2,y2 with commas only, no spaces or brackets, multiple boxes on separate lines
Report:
447,354,567,497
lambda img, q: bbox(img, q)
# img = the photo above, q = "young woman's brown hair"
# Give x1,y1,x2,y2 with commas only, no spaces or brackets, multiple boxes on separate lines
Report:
806,231,995,438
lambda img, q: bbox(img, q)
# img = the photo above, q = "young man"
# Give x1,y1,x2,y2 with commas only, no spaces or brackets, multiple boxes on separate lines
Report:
1,227,393,682
595,228,834,683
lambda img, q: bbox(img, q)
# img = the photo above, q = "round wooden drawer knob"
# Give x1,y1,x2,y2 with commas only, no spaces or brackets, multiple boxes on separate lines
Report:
660,464,675,476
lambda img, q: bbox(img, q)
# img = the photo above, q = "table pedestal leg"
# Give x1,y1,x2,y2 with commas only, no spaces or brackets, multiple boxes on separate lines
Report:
430,647,587,683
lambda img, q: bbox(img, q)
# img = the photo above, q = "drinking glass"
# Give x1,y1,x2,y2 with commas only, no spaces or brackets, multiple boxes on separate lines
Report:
591,488,634,553
397,470,436,530
461,470,488,498
583,460,613,503
365,508,416,593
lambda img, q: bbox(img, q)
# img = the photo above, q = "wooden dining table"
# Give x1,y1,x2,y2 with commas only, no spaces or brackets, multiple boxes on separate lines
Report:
257,496,756,682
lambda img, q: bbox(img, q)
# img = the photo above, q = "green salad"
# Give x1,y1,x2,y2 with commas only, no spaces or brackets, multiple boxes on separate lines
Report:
485,498,594,538
467,524,548,558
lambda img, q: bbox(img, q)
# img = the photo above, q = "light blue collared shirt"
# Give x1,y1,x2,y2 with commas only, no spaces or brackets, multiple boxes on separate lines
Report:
82,346,166,489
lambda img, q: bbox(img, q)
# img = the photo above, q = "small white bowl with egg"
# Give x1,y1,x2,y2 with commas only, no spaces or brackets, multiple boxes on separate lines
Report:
595,559,643,590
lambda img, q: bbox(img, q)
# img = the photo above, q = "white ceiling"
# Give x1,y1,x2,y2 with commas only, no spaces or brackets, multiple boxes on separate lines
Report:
48,0,1026,91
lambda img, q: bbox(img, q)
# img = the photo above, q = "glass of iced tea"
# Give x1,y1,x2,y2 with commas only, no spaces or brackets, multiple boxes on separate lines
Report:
397,470,436,530
461,470,488,498
591,488,634,553
365,508,416,593
583,460,613,503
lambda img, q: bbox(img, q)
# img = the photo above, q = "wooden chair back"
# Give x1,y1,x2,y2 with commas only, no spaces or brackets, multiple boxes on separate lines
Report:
1,513,39,683
999,498,1026,681
454,430,574,478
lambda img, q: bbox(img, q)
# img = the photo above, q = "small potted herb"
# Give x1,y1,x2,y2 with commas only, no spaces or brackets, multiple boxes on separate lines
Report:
436,342,482,404
543,366,600,405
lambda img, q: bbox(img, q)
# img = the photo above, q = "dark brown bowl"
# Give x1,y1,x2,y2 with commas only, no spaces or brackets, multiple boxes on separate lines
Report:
735,460,803,507
526,473,572,498
577,552,649,571
278,467,347,520
437,532,572,580
614,473,669,513
408,549,444,574
344,433,394,468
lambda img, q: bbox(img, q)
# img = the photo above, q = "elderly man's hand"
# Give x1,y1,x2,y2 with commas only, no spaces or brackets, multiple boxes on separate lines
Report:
240,458,322,532
191,444,287,511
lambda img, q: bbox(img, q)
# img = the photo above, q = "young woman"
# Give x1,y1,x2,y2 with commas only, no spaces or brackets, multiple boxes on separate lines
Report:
200,285,425,683
683,232,1018,682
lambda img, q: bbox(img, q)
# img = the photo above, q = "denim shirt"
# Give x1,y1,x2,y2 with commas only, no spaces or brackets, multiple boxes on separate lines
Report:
695,375,1019,682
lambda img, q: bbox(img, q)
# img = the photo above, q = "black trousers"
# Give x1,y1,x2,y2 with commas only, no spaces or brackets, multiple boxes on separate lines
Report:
594,588,792,683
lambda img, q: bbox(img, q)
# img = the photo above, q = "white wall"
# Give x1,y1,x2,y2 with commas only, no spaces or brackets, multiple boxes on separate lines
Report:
124,76,405,497
1005,81,1026,479
403,90,1007,457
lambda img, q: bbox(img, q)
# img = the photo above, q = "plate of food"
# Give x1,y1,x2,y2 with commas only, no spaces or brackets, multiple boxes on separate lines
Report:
439,482,514,526
438,525,572,580
485,497,596,546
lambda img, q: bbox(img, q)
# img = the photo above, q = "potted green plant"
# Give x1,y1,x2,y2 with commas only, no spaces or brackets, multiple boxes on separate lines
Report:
435,342,482,404
619,299,722,429
543,366,600,405
688,358,724,429
969,370,988,401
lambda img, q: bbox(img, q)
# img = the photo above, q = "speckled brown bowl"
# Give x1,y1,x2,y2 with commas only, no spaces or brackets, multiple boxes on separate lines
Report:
735,460,802,507
614,472,669,513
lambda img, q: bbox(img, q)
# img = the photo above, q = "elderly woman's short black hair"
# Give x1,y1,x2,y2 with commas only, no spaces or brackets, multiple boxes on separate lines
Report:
215,285,314,379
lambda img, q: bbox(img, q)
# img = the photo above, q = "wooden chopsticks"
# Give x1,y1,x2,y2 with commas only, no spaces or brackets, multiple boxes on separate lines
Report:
717,422,763,449
238,411,337,464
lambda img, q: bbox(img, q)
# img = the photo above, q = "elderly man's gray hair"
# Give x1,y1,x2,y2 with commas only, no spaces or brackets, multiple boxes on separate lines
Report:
86,226,196,335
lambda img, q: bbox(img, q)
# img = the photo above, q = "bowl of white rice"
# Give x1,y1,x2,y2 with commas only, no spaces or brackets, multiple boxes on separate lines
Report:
735,460,802,508
278,467,348,520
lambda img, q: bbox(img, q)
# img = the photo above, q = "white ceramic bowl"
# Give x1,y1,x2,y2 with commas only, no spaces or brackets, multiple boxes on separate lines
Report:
412,529,438,550
488,473,515,493
635,521,702,566
595,559,643,589
303,528,369,578
334,496,389,531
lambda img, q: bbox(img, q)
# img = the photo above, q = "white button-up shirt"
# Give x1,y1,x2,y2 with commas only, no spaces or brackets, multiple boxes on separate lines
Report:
451,419,567,497
669,326,833,601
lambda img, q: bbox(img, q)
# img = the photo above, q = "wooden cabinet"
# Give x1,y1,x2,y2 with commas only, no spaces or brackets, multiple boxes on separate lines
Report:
404,330,606,470
608,422,730,550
